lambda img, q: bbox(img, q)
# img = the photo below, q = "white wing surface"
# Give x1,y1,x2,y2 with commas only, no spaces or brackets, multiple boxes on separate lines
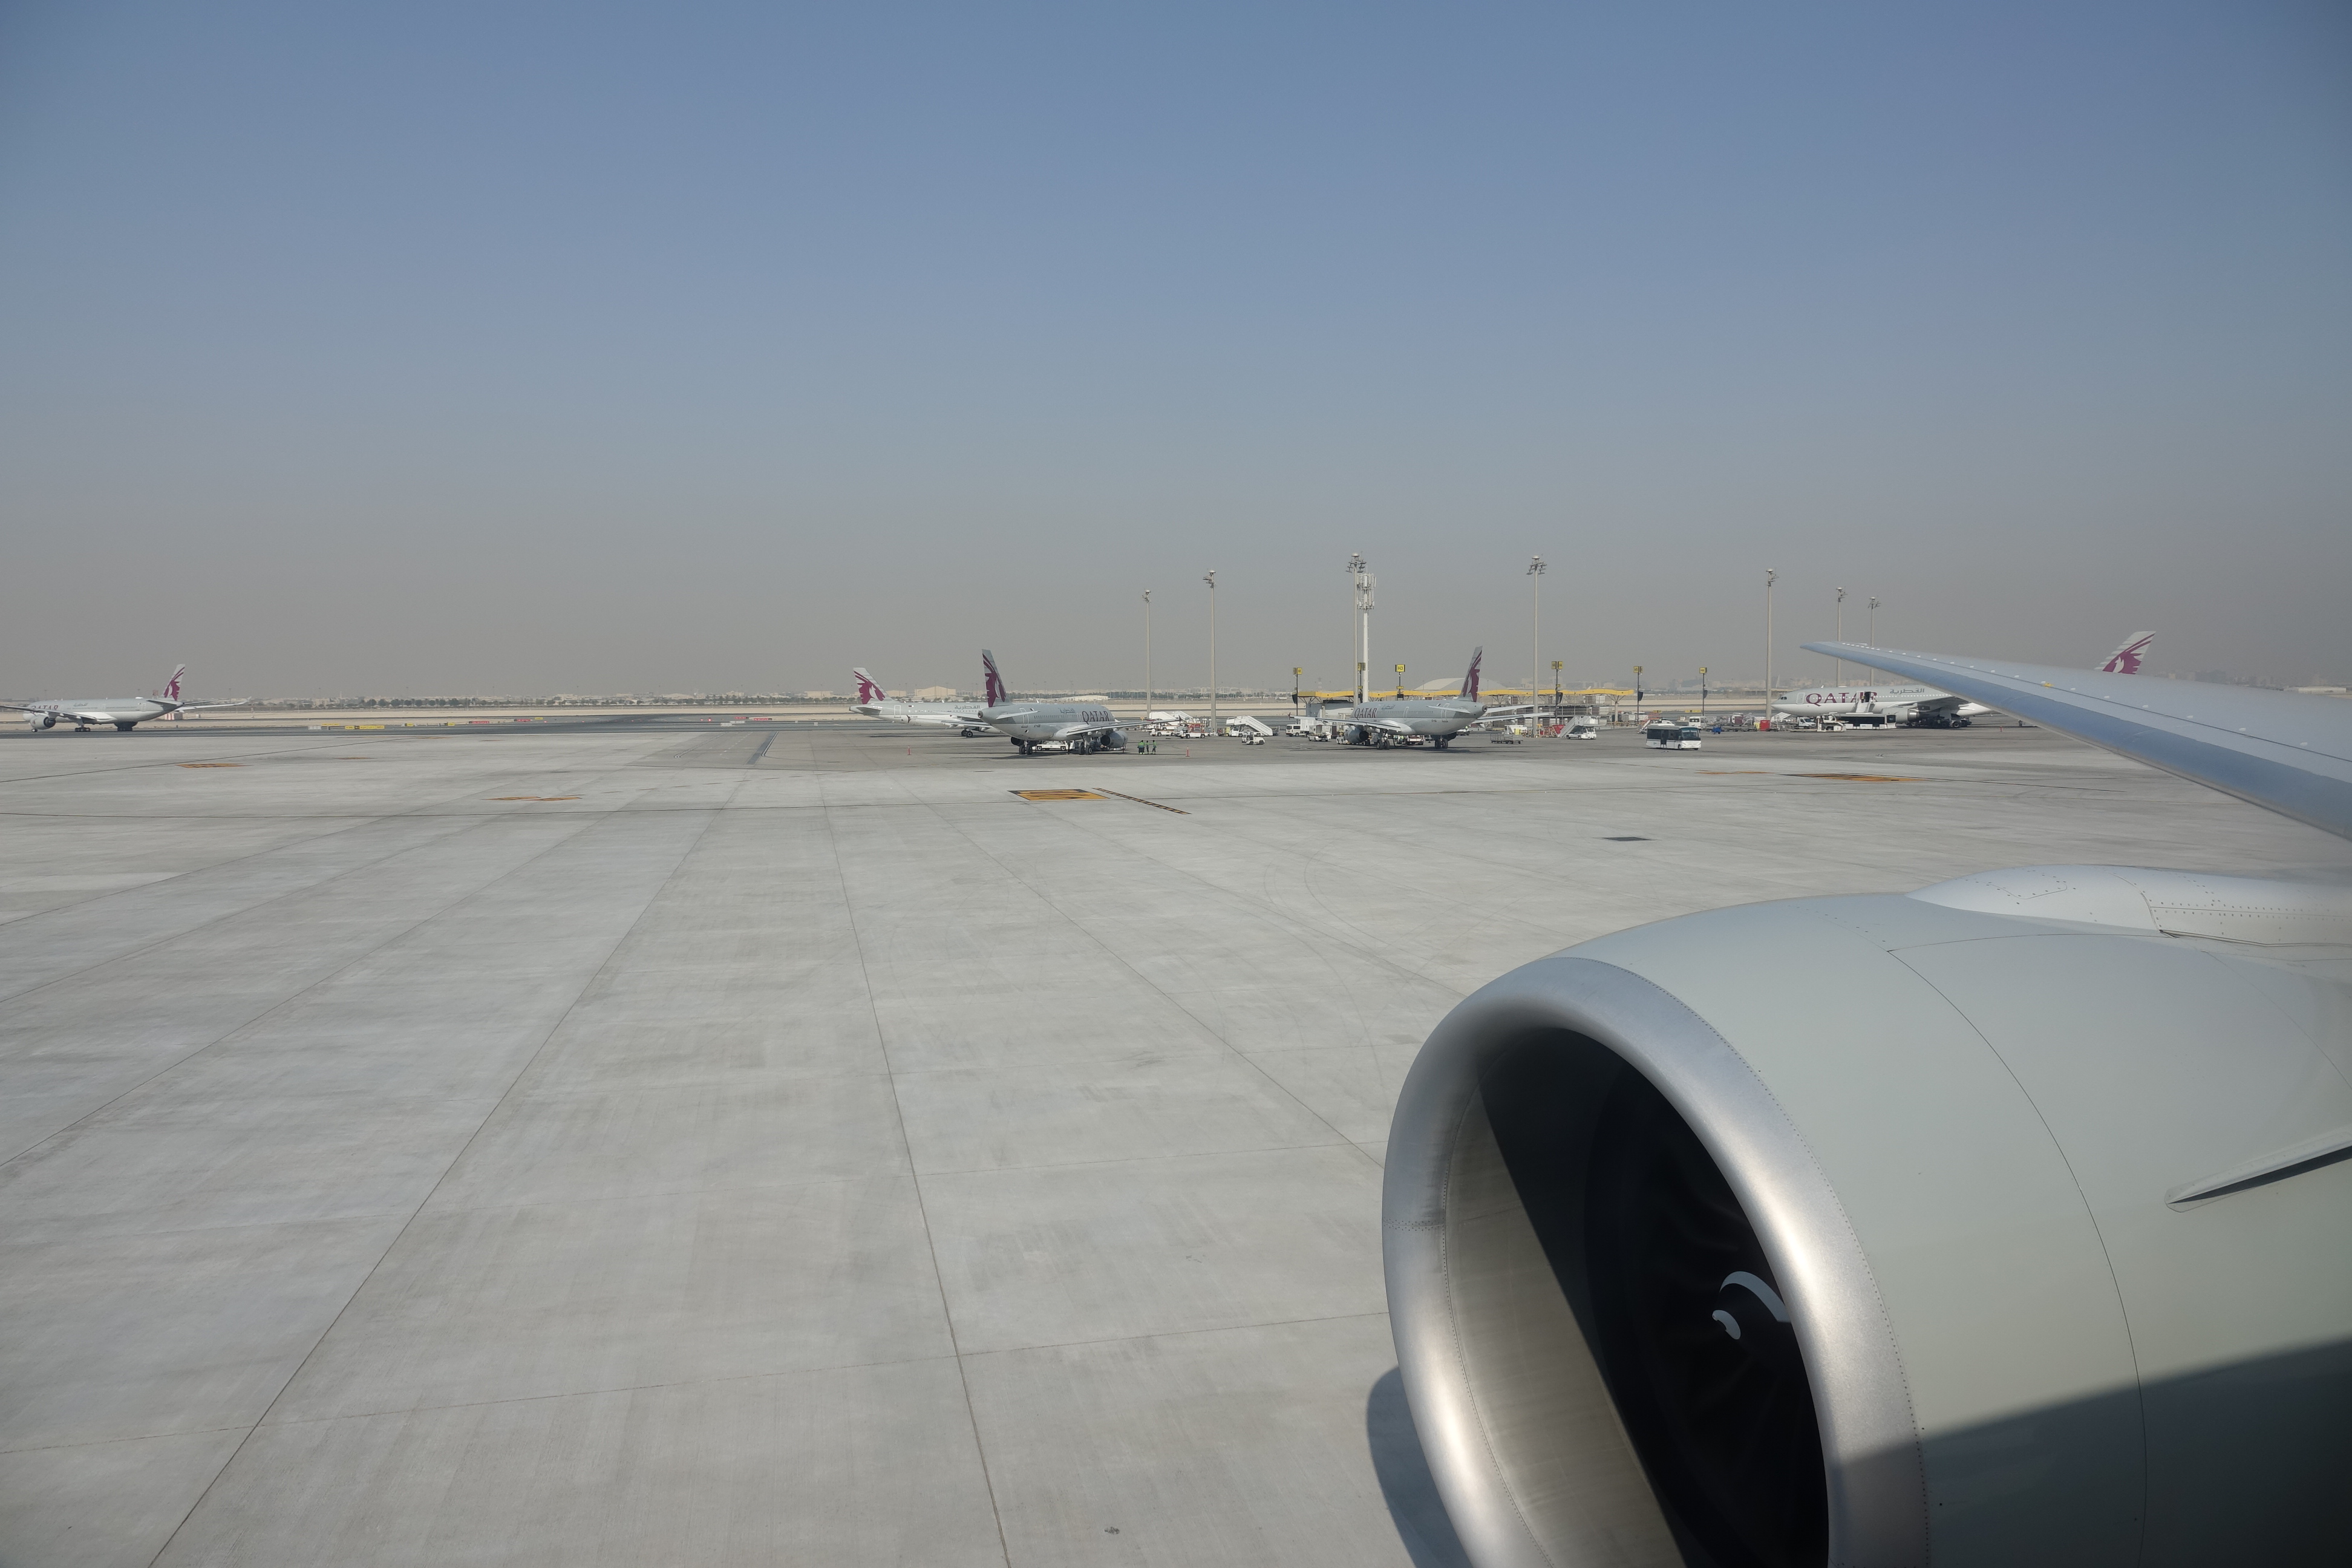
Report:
1807,641,2352,841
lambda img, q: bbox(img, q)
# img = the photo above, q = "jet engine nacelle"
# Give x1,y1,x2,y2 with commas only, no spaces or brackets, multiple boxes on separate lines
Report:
1344,725,1367,744
1102,728,1128,750
29,712,56,731
1385,877,2352,1568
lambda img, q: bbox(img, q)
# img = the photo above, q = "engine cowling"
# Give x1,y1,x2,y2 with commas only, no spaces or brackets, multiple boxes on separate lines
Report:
30,712,55,730
1384,880,2352,1567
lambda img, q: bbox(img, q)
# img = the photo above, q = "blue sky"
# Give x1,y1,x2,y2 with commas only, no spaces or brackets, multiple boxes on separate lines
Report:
3,1,2347,695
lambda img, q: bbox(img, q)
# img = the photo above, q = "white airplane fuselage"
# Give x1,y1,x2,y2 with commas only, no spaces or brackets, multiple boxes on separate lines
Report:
970,649,1127,753
1340,697,1488,746
24,697,177,731
10,665,244,731
1771,682,1988,725
855,700,984,727
981,703,1126,751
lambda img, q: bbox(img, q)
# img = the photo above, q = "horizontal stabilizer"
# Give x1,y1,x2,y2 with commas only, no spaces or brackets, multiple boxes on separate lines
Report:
1805,642,2352,841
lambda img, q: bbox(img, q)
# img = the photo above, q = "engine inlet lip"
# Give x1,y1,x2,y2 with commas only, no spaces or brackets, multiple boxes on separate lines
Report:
1382,953,1929,1568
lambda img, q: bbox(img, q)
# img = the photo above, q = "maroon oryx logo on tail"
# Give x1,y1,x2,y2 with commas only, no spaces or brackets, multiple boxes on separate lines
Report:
1459,647,1483,701
852,668,886,705
163,664,186,702
2100,633,2153,676
982,650,1007,707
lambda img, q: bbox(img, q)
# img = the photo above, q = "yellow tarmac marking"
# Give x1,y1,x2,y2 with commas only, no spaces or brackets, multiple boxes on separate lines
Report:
1011,789,1106,802
1792,773,1921,783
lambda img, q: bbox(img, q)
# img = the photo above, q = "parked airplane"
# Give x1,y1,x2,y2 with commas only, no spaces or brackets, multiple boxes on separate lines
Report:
1383,638,2351,1568
4,665,246,731
1339,649,1488,748
976,650,1128,754
849,668,987,732
1775,632,2153,727
1771,679,1990,727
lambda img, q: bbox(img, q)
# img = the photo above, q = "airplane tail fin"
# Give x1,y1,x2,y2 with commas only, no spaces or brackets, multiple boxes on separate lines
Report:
163,664,186,702
982,650,1008,707
2100,632,2154,675
1459,647,1483,701
852,668,886,705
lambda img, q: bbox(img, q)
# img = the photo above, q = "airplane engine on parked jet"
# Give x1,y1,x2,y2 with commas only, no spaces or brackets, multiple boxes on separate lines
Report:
1344,725,1367,745
1385,872,2352,1568
28,713,54,730
1102,728,1128,750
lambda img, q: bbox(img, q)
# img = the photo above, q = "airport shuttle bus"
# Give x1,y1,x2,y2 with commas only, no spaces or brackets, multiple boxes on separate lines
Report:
1644,722,1702,750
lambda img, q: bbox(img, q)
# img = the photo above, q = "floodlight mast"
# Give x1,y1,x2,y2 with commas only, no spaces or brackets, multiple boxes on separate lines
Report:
1835,586,1847,682
1527,556,1545,718
1348,554,1374,705
1203,571,1218,733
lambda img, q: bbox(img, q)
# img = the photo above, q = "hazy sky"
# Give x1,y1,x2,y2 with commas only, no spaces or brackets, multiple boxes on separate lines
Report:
3,1,2347,697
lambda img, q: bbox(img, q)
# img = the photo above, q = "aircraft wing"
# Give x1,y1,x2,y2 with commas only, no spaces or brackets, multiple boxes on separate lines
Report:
1808,641,2352,841
174,701,247,712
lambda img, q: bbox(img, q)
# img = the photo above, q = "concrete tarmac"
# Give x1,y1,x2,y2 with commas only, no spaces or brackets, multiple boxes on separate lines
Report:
1,722,2344,1566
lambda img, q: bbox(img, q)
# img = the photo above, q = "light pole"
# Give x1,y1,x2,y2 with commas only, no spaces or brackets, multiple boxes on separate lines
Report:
1765,568,1777,725
1395,663,1407,700
1527,556,1545,713
1203,570,1217,734
1551,659,1563,728
1835,587,1846,684
1634,664,1644,716
1348,553,1373,705
1292,667,1303,712
1869,596,1880,647
1700,667,1708,717
1142,590,1152,716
